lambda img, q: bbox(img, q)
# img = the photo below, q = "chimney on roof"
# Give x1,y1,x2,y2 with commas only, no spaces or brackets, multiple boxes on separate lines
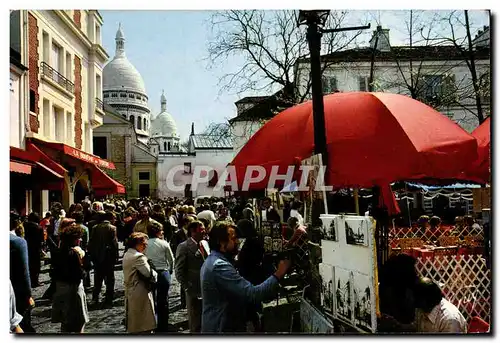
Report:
369,25,391,52
191,122,195,136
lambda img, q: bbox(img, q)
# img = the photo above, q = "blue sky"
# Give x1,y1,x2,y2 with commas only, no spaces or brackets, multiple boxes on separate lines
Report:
100,10,490,140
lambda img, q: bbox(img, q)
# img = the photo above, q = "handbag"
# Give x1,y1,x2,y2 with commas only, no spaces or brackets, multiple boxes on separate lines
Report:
137,259,157,291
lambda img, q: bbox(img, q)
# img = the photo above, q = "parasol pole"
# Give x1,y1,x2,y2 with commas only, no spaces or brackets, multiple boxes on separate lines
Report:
354,188,360,215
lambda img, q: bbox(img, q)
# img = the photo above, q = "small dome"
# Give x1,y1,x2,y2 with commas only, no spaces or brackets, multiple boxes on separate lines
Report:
152,111,178,137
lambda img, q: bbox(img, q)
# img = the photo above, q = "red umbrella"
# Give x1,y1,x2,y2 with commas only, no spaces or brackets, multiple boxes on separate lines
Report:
457,116,490,184
230,92,478,191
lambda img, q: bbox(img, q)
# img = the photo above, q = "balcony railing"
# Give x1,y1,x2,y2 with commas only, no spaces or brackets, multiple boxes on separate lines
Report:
41,62,74,93
95,97,104,112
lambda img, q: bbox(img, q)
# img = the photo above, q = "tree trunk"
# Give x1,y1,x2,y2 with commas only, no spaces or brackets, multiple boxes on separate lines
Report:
464,10,485,124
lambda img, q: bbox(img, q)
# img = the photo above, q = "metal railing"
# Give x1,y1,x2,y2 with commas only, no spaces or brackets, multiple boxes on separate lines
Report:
41,62,74,93
95,97,103,111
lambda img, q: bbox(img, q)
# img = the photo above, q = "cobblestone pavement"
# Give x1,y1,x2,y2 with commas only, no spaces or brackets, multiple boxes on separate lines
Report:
31,244,189,334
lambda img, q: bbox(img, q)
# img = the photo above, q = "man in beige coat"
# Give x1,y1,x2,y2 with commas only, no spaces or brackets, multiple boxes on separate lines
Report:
123,232,158,333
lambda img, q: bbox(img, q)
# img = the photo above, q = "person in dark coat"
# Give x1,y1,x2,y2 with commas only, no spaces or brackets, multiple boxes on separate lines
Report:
235,219,266,331
51,218,89,333
9,211,35,333
24,212,44,287
88,211,119,305
261,197,281,223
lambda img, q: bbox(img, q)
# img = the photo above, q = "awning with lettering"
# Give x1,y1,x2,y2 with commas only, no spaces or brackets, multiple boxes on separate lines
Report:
29,138,116,170
91,166,126,197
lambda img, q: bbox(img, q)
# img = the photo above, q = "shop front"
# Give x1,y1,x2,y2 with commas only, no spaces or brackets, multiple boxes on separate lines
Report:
19,138,125,211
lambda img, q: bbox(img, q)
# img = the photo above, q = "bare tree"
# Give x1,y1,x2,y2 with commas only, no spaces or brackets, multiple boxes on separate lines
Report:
207,10,365,104
202,122,233,139
419,10,490,123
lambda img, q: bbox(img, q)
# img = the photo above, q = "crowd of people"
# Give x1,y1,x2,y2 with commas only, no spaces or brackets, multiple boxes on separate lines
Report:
10,194,478,334
9,195,308,334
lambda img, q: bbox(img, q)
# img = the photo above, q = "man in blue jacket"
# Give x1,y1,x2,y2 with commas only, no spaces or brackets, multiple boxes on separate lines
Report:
200,221,290,333
10,211,35,332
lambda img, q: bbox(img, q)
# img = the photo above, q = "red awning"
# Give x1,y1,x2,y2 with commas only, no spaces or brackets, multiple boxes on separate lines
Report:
35,162,64,179
24,144,68,175
29,138,116,170
91,166,125,197
10,161,32,174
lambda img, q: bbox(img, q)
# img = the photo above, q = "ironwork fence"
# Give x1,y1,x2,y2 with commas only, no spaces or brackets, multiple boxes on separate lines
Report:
41,62,74,93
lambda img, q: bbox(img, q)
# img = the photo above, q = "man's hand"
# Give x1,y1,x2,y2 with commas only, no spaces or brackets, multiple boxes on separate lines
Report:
29,297,35,307
14,325,24,333
274,259,292,280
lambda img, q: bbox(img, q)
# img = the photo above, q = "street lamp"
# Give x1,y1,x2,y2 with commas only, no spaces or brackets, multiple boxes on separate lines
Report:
297,10,330,167
298,10,330,27
297,10,370,167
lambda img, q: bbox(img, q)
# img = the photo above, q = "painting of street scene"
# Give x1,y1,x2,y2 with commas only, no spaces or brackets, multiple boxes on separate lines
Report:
319,263,334,314
345,217,369,246
320,215,337,241
352,272,374,332
334,267,353,323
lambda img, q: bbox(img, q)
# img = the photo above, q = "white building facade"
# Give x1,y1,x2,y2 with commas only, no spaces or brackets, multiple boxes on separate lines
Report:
294,26,490,133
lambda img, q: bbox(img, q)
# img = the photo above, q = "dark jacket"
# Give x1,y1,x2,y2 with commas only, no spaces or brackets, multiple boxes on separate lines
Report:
51,246,85,284
88,221,119,265
9,232,31,312
171,228,188,256
23,221,44,253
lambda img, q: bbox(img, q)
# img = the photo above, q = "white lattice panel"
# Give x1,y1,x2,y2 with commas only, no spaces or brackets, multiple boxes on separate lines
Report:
390,225,484,247
415,255,491,323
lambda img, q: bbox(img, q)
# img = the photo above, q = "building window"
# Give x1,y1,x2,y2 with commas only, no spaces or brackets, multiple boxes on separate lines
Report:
120,93,126,98
184,162,192,174
421,75,443,104
208,170,218,187
136,94,141,99
96,74,102,98
143,118,147,130
137,116,142,130
138,171,150,180
111,93,117,98
103,93,109,98
322,75,338,94
164,141,167,151
29,89,36,112
129,115,135,128
42,31,49,63
54,106,64,142
167,142,171,151
93,136,108,159
479,73,490,105
358,76,369,92
66,112,73,145
128,93,134,98
51,41,63,74
65,52,72,80
95,24,101,45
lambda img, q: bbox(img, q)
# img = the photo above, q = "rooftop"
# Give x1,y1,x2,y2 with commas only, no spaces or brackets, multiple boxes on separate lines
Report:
297,45,490,64
191,134,233,150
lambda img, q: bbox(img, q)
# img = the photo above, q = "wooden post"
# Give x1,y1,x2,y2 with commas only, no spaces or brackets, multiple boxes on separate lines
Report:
354,188,360,215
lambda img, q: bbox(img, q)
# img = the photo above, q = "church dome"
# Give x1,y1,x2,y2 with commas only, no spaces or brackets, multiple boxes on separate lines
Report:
103,24,147,95
152,112,178,137
151,91,178,137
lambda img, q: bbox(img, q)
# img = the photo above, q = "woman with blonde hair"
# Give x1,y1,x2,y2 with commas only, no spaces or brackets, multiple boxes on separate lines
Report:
123,232,157,333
